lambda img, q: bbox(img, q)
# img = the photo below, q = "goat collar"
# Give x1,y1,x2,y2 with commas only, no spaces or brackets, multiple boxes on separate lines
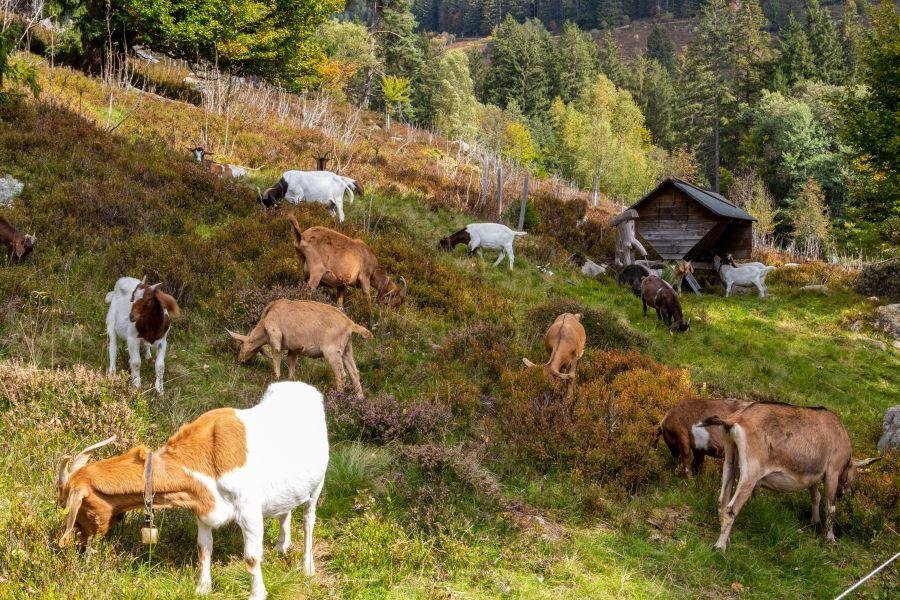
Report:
143,449,155,528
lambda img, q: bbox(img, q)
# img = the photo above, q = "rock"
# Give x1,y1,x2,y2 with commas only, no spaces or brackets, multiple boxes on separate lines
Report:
868,296,880,302
784,262,800,267
801,284,828,294
877,406,900,451
861,337,888,351
875,304,900,340
894,340,900,350
857,257,900,301
0,175,23,207
850,320,863,332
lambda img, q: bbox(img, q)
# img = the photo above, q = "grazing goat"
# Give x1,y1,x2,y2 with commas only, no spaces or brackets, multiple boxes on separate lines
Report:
523,313,586,398
191,146,255,178
438,222,527,270
654,398,748,477
617,263,651,296
714,255,775,298
673,260,694,294
228,300,371,397
640,275,690,332
287,214,407,309
701,402,880,551
105,276,180,395
258,171,363,222
56,381,329,600
0,215,36,262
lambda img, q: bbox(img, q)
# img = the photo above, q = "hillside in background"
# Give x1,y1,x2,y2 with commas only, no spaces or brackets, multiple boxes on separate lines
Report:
0,52,898,598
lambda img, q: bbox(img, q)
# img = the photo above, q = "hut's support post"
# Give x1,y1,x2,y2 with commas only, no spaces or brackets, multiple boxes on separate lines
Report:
610,208,648,267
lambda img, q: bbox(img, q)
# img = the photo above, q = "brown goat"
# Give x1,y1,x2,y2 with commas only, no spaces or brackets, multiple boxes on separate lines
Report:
0,215,36,262
640,275,689,333
523,313,586,398
654,398,749,477
287,214,407,309
227,299,372,397
702,402,881,551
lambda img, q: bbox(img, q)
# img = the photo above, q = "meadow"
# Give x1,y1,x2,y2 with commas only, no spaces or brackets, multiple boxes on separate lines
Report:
0,56,897,599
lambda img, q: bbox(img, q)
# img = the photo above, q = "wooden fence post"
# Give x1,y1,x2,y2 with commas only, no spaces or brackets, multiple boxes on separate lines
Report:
518,173,530,231
497,163,504,216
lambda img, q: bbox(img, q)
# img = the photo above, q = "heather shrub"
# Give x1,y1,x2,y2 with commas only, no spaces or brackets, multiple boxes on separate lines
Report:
767,260,859,291
224,283,333,330
838,452,900,539
525,298,649,351
326,390,452,444
493,351,691,491
856,257,900,301
439,321,518,385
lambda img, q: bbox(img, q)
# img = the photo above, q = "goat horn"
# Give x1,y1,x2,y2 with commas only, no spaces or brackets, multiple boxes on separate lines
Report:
399,276,408,296
141,275,147,285
854,457,882,468
69,435,117,474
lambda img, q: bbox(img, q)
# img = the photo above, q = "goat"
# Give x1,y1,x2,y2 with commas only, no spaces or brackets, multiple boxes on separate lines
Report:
640,275,690,332
617,263,651,296
0,215,36,262
701,402,880,551
105,276,180,395
523,313,586,398
191,146,256,178
258,171,364,222
438,222,527,270
714,255,775,298
56,381,329,600
227,300,372,397
287,214,407,309
673,260,694,294
653,398,748,477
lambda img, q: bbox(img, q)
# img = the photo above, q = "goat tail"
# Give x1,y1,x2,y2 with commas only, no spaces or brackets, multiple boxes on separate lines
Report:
105,291,114,304
650,425,662,449
548,366,575,380
353,323,373,339
286,213,304,240
513,231,528,236
522,357,538,368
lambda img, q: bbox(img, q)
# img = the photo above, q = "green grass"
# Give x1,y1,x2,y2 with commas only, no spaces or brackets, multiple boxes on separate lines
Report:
0,65,898,599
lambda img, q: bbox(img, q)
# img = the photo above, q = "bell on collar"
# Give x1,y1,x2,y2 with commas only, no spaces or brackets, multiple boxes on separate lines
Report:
141,526,158,545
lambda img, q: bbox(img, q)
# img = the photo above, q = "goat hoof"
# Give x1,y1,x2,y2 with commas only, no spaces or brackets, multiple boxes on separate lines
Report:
195,581,212,595
713,543,727,553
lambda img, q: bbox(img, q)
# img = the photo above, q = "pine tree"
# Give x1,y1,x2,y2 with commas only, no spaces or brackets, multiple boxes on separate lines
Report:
805,0,846,84
646,24,676,73
596,0,627,28
778,14,815,86
597,31,627,87
840,0,865,82
552,22,600,103
483,17,553,116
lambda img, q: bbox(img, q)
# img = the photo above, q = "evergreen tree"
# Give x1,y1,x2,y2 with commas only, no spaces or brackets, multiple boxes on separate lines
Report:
595,0,627,28
840,0,865,82
483,17,553,116
552,21,600,103
778,14,815,86
597,31,627,87
632,58,675,148
805,0,846,84
378,0,423,79
646,24,676,73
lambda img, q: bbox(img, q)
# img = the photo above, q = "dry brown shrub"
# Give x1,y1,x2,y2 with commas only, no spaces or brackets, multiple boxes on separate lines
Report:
493,351,692,492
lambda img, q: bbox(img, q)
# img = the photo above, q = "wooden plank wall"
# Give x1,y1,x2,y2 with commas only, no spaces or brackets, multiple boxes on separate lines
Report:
636,187,719,260
720,221,753,259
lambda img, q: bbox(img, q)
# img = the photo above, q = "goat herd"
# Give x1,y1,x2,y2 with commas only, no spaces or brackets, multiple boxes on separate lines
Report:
1,172,880,600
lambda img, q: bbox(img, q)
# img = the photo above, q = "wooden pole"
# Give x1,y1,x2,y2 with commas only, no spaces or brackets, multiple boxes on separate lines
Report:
497,163,504,216
518,172,530,230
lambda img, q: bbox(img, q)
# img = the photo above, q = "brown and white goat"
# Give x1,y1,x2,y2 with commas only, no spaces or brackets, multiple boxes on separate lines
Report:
0,214,36,262
287,213,407,309
191,146,255,178
641,275,689,333
56,381,329,600
105,276,180,395
673,260,694,294
523,312,586,398
701,402,880,551
227,299,372,397
654,397,748,477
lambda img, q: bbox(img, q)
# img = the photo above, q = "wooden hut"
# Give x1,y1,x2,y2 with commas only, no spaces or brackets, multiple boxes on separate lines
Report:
628,177,755,261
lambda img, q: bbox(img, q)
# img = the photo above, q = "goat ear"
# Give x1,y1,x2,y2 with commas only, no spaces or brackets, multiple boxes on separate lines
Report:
59,488,86,547
573,313,583,321
156,290,180,317
853,457,882,468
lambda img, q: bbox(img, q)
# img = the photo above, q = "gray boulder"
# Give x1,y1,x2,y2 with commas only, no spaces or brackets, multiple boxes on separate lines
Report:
0,175,23,207
877,406,900,451
875,304,900,340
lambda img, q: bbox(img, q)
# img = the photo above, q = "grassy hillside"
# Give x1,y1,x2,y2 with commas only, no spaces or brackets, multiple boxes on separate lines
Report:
1,57,898,599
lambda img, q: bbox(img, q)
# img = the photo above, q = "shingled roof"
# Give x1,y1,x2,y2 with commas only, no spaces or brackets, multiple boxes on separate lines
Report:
631,177,755,221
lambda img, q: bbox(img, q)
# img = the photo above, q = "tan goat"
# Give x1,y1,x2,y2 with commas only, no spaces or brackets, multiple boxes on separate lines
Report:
523,312,586,397
287,214,407,309
227,299,371,397
701,402,880,551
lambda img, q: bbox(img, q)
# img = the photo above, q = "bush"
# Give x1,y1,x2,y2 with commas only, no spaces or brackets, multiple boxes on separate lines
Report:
838,452,900,539
525,298,649,351
326,390,452,444
493,351,691,492
857,257,900,301
439,320,519,385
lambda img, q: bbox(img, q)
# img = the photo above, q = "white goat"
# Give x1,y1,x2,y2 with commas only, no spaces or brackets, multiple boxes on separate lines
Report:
438,222,527,270
105,276,180,394
714,256,776,298
55,381,329,600
258,170,363,222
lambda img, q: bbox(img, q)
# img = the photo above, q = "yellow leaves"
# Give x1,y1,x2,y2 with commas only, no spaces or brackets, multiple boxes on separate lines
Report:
501,121,537,166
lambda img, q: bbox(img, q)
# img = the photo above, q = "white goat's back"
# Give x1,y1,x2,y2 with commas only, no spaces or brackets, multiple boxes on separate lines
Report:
465,222,526,250
222,381,329,517
282,170,352,204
